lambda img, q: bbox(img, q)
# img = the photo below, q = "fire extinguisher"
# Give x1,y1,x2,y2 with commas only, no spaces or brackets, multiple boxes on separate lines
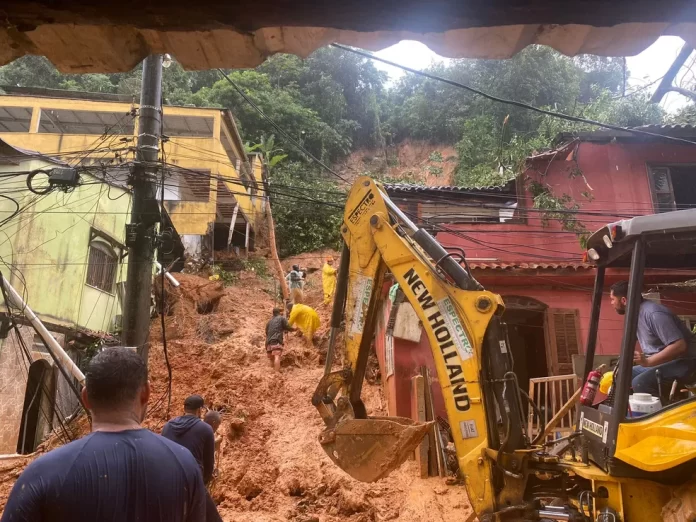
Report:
580,367,603,406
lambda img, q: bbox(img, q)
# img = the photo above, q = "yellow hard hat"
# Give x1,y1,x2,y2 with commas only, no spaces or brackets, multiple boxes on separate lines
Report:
599,371,614,395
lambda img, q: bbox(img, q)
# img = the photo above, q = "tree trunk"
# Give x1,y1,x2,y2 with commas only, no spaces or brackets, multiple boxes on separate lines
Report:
266,203,289,301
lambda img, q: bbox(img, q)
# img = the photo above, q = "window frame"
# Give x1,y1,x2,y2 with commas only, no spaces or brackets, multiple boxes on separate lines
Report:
85,240,118,294
646,163,696,214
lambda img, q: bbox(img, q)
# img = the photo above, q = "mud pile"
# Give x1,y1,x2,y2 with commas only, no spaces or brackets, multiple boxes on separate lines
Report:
0,261,474,521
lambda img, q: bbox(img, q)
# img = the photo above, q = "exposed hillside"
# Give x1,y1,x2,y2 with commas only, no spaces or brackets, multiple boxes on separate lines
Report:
341,140,458,186
0,260,474,522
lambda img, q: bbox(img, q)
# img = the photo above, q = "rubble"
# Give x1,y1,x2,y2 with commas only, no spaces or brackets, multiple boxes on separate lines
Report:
0,258,474,521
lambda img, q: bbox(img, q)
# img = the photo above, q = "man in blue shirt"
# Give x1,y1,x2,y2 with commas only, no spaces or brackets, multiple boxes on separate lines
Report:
162,394,216,484
610,281,696,396
1,347,216,522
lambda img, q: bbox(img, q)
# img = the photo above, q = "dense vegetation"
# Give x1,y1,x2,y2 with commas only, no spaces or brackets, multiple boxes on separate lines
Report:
2,46,693,254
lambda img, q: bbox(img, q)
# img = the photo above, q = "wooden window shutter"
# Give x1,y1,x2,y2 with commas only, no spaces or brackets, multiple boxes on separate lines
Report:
545,309,582,375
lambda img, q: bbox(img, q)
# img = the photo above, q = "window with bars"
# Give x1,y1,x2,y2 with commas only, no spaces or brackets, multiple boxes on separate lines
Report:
178,170,211,202
86,242,118,293
648,165,696,213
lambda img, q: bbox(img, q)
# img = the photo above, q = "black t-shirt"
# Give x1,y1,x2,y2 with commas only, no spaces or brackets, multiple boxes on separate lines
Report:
162,416,215,484
1,429,208,522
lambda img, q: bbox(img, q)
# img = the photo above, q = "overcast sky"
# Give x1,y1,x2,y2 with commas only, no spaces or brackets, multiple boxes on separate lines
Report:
373,36,694,114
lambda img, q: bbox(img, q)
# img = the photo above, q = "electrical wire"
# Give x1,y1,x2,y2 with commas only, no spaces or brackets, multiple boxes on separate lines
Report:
216,69,351,183
332,43,696,147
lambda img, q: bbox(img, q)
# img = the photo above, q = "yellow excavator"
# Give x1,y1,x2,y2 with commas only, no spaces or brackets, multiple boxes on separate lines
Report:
312,176,696,521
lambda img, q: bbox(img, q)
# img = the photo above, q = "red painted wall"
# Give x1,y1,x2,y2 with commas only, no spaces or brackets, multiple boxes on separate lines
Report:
376,285,696,419
376,140,696,420
436,141,696,263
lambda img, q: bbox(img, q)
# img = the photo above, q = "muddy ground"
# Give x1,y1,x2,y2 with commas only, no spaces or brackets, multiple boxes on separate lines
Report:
0,260,474,521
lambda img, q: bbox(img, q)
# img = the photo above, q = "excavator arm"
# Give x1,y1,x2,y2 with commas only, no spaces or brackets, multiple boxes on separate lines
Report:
312,177,531,519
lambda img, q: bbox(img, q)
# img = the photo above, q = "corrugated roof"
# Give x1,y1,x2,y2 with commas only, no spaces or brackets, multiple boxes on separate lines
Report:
553,124,696,145
0,137,69,166
384,181,516,196
1,2,695,72
469,261,591,271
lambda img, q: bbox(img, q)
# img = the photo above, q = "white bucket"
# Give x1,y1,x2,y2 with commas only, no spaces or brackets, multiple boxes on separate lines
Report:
629,393,661,417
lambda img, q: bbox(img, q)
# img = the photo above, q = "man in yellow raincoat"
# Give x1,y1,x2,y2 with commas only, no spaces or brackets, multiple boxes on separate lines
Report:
322,257,337,305
288,303,321,345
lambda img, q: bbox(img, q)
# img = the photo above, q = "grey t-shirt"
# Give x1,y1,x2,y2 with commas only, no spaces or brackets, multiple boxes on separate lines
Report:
266,315,292,346
637,300,696,358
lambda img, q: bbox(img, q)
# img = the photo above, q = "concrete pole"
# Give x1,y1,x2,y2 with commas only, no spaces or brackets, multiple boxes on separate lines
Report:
0,275,85,384
122,55,163,362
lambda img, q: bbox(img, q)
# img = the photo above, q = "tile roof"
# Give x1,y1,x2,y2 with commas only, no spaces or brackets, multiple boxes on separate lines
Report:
468,261,591,271
384,181,516,196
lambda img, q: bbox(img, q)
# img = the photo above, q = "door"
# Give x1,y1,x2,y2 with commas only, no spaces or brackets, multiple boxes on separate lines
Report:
544,308,582,376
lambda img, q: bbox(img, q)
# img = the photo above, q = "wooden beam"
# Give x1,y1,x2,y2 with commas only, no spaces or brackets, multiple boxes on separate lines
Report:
411,375,429,478
651,43,695,103
538,387,581,442
244,221,250,255
226,203,239,250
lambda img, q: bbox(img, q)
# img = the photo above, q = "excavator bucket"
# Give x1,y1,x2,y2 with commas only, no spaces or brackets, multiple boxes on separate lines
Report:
319,416,433,482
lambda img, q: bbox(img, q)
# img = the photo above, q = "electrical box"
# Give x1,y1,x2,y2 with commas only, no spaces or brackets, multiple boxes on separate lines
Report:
48,168,80,188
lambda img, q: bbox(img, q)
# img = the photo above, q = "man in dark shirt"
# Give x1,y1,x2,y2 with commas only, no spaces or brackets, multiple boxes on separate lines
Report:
610,281,696,395
1,347,213,522
162,395,215,484
265,307,296,372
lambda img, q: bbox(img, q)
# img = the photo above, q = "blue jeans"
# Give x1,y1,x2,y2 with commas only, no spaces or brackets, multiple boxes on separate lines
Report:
632,358,696,396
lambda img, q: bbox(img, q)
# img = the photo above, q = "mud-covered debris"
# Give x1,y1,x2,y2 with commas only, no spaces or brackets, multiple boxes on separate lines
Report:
227,417,246,439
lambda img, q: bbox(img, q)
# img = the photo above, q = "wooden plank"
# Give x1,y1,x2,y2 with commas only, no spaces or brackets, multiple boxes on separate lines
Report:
226,203,239,249
539,387,582,441
411,375,429,478
421,366,438,477
528,380,536,439
550,379,557,437
424,367,446,477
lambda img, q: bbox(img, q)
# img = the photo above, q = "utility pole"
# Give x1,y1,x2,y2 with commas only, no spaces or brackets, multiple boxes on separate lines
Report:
122,54,163,362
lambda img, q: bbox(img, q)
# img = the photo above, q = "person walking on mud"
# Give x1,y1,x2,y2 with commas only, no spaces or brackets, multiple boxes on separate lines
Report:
265,307,297,372
1,347,214,522
162,395,216,485
286,264,305,304
288,303,321,346
322,256,337,305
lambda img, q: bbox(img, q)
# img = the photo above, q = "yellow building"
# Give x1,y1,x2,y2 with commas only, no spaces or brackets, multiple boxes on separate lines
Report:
0,87,266,258
0,87,265,454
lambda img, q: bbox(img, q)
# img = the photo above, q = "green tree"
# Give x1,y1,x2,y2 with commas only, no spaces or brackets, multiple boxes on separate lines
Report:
268,162,345,256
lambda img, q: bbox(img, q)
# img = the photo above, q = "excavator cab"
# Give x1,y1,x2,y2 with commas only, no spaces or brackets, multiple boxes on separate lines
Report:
580,208,696,481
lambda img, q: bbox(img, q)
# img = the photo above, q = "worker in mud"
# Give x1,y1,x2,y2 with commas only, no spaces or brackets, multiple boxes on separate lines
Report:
322,256,338,305
286,264,305,304
266,307,297,372
204,410,223,474
1,347,215,522
610,280,696,396
288,303,321,346
162,394,216,485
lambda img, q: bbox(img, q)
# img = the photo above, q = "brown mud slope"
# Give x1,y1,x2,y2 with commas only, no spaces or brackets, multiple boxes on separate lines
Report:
0,266,474,521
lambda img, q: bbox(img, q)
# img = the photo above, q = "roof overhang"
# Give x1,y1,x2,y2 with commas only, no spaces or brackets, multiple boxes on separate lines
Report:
1,1,696,72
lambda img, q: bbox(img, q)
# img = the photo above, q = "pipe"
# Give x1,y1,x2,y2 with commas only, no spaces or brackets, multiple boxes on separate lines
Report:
324,242,350,376
582,265,605,384
1,275,85,384
155,261,180,287
610,237,646,443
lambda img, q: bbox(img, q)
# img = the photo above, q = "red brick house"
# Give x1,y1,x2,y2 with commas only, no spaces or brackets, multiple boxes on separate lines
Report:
377,125,696,419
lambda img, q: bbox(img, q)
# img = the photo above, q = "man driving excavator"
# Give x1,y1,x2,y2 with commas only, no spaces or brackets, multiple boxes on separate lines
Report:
610,280,696,396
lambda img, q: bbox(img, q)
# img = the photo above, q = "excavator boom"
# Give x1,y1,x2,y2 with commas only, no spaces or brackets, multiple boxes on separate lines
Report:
312,177,528,516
